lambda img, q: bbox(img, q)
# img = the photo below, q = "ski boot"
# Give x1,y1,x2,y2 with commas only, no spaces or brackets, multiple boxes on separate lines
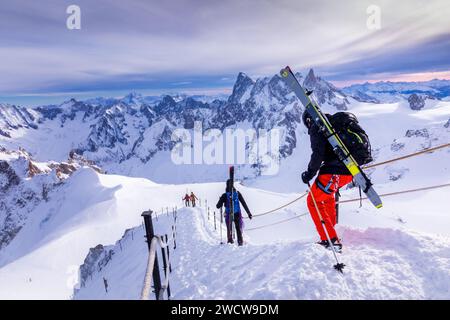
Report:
316,238,343,253
316,240,330,248
330,237,343,253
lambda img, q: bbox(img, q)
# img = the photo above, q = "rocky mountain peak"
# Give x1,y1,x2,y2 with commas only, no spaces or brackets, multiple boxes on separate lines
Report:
303,68,317,90
121,92,144,106
302,68,349,110
228,72,255,104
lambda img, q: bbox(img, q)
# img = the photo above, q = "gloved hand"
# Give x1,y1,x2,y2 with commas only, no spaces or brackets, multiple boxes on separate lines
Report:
301,171,311,184
248,213,253,220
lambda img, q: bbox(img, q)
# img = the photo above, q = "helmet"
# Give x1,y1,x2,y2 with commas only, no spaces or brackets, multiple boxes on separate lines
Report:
302,111,313,129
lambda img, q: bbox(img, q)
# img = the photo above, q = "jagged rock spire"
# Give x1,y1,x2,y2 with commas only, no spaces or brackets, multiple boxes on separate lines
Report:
228,72,255,104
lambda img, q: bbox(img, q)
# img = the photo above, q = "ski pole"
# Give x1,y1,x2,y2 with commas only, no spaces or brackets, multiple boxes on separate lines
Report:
307,183,345,273
220,207,223,245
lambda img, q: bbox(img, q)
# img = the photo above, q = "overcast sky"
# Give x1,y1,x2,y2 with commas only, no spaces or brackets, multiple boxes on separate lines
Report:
1,0,449,105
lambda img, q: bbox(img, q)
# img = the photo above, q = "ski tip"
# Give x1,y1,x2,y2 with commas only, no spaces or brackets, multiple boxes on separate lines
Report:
376,203,383,209
280,66,291,78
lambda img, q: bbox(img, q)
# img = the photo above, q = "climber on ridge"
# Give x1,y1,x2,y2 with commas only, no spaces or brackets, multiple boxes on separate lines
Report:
216,179,252,246
182,193,191,207
300,111,354,252
190,191,198,207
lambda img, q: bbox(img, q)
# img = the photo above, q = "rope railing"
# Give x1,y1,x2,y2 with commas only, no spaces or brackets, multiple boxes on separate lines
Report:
140,208,178,300
141,237,157,300
243,142,450,219
140,235,172,300
246,213,309,231
201,143,450,235
363,142,450,169
245,182,450,231
337,183,450,204
243,192,308,220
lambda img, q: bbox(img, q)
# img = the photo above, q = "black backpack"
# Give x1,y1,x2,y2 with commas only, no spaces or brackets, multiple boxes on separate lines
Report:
327,112,373,165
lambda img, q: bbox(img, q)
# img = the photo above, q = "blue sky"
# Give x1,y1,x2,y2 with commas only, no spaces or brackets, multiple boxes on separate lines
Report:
0,0,449,105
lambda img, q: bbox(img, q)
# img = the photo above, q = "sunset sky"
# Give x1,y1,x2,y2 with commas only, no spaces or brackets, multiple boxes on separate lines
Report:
1,0,449,105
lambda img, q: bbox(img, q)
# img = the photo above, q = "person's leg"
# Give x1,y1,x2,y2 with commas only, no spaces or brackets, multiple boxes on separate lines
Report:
328,175,353,226
307,174,338,241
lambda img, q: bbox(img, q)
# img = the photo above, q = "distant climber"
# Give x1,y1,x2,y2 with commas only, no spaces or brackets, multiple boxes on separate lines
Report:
216,180,252,246
103,277,108,293
182,193,191,207
190,192,198,207
300,111,353,252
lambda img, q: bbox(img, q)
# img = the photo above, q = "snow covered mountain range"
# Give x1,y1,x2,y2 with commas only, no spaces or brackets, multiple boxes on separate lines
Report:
0,69,449,299
342,79,450,103
3,69,447,184
0,69,349,183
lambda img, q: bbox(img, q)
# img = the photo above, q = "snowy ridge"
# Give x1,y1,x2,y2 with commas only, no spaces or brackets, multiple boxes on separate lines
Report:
0,104,38,137
0,147,103,251
75,206,450,299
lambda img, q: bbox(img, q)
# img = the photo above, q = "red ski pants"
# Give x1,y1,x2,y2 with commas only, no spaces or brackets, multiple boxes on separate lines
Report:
307,174,353,241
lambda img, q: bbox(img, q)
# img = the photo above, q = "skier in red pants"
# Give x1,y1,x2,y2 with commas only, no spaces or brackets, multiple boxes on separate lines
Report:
301,112,353,251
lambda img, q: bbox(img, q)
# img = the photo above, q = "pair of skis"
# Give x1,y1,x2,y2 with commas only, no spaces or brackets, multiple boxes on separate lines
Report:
228,166,235,243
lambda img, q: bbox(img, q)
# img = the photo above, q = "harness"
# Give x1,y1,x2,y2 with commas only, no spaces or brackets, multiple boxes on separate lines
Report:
315,177,336,195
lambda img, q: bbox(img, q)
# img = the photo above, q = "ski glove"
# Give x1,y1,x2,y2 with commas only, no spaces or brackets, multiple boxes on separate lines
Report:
248,213,253,220
301,171,312,184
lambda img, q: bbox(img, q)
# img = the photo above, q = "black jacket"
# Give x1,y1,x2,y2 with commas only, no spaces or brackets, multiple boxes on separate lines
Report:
216,190,251,215
304,124,350,181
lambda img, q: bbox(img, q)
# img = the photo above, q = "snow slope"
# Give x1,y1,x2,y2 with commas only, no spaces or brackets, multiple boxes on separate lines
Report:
74,205,450,300
1,146,450,300
0,169,170,299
